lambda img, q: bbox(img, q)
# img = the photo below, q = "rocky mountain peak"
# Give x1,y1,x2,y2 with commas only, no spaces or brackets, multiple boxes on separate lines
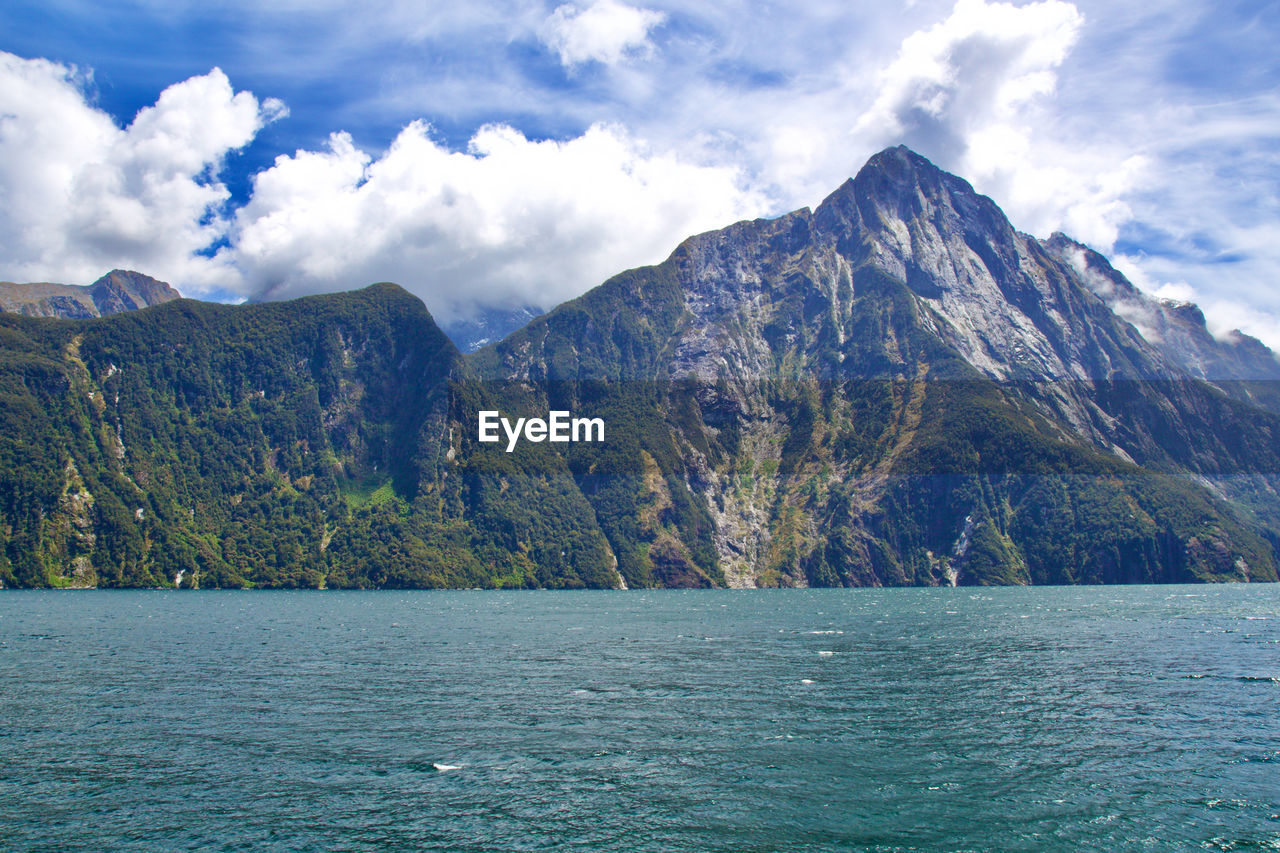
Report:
808,148,1161,382
0,269,180,319
88,270,182,314
813,146,998,243
853,144,981,205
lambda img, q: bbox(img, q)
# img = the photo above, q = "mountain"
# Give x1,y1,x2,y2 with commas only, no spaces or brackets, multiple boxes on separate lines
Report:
1039,232,1280,414
442,303,545,352
1,146,1278,588
0,285,616,589
472,146,1280,588
0,270,181,319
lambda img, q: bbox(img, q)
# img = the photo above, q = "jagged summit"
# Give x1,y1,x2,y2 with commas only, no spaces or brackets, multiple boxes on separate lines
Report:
1040,231,1280,383
472,146,1280,588
808,147,1278,386
853,144,983,202
816,146,996,233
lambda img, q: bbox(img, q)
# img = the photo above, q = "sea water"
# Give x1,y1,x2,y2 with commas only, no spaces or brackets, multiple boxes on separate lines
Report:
2,586,1278,851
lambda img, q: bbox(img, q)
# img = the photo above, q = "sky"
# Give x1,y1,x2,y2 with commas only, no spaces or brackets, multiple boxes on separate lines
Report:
0,0,1277,345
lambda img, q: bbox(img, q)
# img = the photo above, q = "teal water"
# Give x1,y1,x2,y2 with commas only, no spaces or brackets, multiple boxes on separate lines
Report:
1,586,1278,851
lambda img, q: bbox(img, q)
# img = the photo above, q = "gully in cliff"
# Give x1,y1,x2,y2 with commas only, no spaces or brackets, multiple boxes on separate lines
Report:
477,410,605,452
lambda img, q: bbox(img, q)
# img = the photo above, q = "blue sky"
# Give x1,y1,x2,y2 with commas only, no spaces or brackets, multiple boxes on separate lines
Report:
1,0,1278,344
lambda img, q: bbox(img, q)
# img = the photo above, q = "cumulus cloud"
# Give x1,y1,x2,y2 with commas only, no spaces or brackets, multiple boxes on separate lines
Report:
848,0,1146,250
855,0,1081,159
542,0,666,67
0,51,283,293
3,2,1277,350
0,46,765,322
225,121,765,321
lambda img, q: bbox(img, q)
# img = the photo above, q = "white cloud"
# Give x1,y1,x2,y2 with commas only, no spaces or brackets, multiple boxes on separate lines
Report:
847,0,1147,250
0,51,282,293
542,0,666,67
854,0,1082,159
1198,301,1280,350
3,1,1279,351
225,121,765,321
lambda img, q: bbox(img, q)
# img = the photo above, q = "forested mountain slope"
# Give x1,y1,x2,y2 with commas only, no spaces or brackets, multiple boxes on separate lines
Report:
0,284,615,588
3,148,1278,588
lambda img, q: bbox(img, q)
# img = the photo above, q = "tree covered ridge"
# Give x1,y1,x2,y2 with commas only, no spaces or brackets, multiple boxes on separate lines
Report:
0,284,617,589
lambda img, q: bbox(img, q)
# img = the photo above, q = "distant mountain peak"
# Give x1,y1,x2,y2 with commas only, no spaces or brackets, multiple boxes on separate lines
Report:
1038,231,1280,382
442,303,545,352
0,269,180,319
88,270,181,313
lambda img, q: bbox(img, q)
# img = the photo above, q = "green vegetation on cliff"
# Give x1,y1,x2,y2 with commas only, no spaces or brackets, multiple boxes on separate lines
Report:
0,285,616,589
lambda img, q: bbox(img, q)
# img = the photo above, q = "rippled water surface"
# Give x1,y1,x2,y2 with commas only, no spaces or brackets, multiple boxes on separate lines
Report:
2,586,1279,851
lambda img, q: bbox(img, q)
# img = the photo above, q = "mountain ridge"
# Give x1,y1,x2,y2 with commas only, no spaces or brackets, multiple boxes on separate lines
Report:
469,145,1280,587
2,147,1278,588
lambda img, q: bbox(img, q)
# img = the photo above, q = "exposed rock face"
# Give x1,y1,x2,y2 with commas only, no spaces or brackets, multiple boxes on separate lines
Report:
818,148,1170,383
0,270,181,319
475,145,1280,588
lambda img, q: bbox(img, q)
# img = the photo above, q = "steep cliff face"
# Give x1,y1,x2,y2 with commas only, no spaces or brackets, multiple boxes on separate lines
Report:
474,146,1280,588
0,270,181,319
